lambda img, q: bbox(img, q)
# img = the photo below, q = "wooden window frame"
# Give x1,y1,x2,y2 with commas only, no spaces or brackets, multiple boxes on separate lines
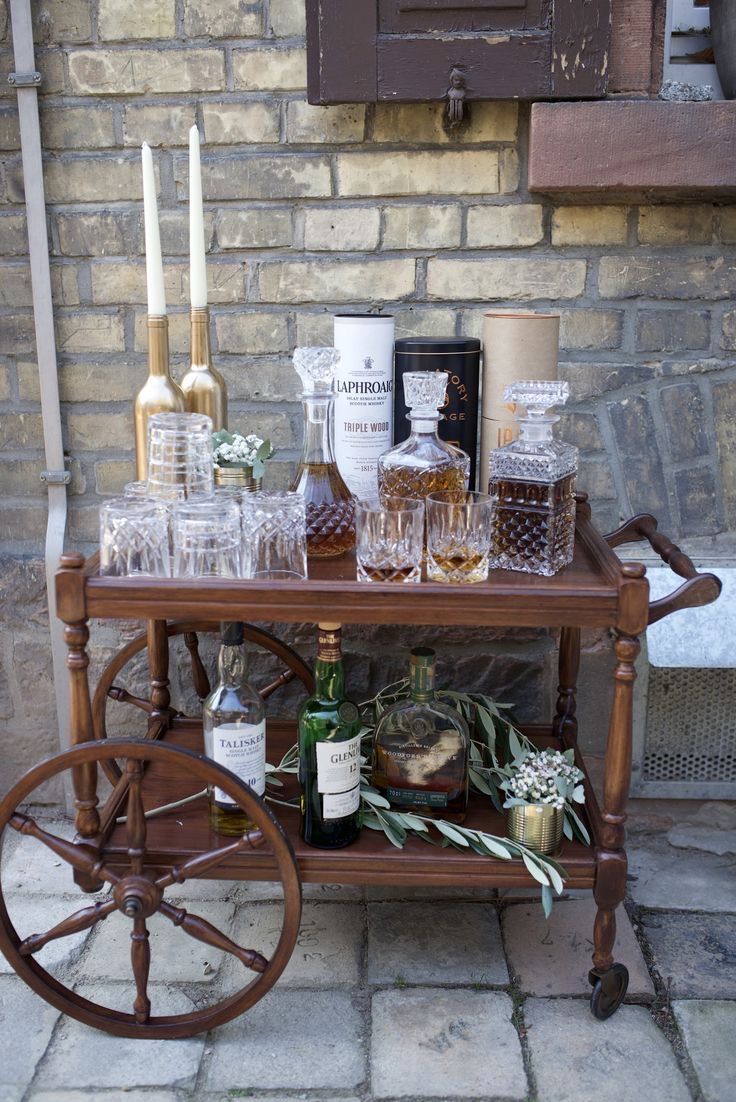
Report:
306,0,612,105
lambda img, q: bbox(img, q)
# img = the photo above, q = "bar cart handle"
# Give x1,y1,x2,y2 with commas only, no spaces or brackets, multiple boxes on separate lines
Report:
604,513,722,625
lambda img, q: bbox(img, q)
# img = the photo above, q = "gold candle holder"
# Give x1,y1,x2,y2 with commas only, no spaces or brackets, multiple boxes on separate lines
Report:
134,315,186,480
181,306,227,431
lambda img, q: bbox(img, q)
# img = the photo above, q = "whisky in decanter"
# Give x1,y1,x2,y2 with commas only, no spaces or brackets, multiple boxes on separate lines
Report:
372,647,469,822
489,380,577,577
378,371,470,501
290,347,356,557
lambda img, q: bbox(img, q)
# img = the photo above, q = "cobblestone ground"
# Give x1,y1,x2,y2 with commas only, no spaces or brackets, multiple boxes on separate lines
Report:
1,817,734,1102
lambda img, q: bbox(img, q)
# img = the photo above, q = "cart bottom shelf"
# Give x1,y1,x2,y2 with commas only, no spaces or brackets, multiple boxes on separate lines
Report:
103,720,597,890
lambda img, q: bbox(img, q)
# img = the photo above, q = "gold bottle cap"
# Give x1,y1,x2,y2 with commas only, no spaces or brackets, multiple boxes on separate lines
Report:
318,622,341,631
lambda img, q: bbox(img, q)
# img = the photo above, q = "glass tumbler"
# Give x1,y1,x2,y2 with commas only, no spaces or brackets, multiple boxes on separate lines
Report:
99,498,170,577
172,498,241,578
355,497,424,583
426,490,493,584
146,412,214,502
241,491,308,581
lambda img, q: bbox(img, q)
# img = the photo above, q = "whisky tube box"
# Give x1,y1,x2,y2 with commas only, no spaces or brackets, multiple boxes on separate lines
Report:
480,312,559,492
394,337,481,488
333,314,395,499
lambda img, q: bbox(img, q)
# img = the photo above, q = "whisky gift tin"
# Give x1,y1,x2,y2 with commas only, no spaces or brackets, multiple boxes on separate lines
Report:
394,337,481,488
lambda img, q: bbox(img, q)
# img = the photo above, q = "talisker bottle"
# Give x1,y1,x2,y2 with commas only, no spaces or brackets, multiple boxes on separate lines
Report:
298,623,362,848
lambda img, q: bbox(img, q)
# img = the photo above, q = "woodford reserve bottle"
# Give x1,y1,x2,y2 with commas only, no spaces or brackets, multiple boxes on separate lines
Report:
298,624,362,848
203,622,266,836
372,648,469,822
333,314,395,499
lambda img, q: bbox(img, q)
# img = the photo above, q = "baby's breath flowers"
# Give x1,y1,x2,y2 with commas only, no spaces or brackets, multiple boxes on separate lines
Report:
212,430,274,478
500,748,584,810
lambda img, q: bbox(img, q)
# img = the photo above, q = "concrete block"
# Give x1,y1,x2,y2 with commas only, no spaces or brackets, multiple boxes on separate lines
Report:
204,989,365,1090
34,984,205,1089
228,901,363,986
367,901,507,985
502,898,654,998
628,836,736,912
371,988,526,1099
525,999,690,1102
0,976,60,1100
673,1000,736,1102
640,911,736,998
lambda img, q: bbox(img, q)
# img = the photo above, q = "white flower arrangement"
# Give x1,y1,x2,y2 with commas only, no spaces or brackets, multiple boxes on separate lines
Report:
500,748,585,810
211,430,274,478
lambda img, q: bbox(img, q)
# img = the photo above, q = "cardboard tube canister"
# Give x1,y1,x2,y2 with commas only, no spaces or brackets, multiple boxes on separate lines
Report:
479,312,559,492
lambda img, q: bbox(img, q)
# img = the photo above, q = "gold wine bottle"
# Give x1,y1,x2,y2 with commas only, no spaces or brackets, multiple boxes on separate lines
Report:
134,315,185,480
181,306,227,431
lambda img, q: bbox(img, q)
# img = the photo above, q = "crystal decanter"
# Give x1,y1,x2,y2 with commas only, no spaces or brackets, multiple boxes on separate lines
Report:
290,347,356,557
377,371,470,501
488,380,577,577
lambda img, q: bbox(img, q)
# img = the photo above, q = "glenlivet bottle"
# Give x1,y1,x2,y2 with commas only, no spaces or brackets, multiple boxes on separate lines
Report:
299,623,362,848
203,621,266,836
372,648,469,822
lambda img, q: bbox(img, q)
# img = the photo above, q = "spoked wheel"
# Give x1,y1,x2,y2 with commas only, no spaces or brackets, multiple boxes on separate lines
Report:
92,621,313,784
0,740,302,1039
589,963,629,1020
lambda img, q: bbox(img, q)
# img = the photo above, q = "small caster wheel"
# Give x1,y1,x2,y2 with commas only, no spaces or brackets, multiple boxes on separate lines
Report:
589,963,629,1020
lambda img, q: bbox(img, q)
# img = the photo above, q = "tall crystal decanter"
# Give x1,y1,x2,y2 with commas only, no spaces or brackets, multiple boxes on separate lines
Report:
290,347,356,557
378,371,469,501
488,380,577,577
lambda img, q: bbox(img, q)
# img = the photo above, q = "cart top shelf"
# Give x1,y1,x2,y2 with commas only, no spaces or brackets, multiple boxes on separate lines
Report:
73,509,650,632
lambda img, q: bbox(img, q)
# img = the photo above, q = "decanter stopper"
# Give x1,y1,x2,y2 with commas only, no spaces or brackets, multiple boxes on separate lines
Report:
403,371,448,419
504,380,569,420
293,346,341,395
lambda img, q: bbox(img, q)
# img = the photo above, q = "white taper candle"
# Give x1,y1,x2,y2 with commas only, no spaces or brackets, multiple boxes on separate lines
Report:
141,142,166,316
189,124,207,309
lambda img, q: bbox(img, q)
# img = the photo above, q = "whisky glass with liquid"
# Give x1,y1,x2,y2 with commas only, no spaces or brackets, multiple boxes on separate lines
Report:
372,648,469,822
290,347,356,557
425,490,492,584
355,496,424,583
378,371,469,501
489,380,577,576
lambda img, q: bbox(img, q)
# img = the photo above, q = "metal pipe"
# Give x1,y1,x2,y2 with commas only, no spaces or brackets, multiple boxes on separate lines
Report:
9,0,71,757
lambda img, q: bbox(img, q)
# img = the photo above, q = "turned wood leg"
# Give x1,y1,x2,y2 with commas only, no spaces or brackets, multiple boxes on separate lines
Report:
554,626,581,742
592,632,640,975
147,619,171,717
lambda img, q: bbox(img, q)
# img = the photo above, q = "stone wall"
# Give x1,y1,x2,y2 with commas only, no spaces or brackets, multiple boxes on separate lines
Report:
1,0,735,785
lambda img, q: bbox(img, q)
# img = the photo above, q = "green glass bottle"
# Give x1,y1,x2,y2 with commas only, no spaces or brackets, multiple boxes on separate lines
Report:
298,623,362,848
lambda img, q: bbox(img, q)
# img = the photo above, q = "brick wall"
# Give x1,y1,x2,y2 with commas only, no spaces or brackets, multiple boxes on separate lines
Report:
1,0,735,782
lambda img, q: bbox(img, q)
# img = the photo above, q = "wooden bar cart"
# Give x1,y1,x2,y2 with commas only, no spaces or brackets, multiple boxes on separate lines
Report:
0,498,721,1038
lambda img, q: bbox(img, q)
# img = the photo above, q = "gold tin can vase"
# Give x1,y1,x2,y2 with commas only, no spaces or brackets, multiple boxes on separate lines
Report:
507,804,564,855
214,466,262,492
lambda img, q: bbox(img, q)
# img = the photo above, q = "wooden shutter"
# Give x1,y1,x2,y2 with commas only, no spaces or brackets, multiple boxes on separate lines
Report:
306,0,611,103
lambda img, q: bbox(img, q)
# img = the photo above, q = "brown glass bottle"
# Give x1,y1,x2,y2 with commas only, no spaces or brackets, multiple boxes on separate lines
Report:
371,648,469,823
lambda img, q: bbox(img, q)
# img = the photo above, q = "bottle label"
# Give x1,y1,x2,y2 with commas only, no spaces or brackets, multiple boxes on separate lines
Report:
316,733,361,794
317,628,342,663
212,720,266,806
323,784,360,820
334,319,395,499
386,786,448,808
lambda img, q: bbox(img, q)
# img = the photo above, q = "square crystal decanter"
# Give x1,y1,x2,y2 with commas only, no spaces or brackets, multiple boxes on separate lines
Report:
377,371,470,500
488,380,578,576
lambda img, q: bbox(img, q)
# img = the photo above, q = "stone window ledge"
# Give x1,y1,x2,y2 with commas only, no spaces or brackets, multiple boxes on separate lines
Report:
529,101,736,196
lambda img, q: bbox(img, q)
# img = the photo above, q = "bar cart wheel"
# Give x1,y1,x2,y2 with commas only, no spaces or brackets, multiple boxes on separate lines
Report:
91,621,314,784
589,963,629,1020
0,739,302,1040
